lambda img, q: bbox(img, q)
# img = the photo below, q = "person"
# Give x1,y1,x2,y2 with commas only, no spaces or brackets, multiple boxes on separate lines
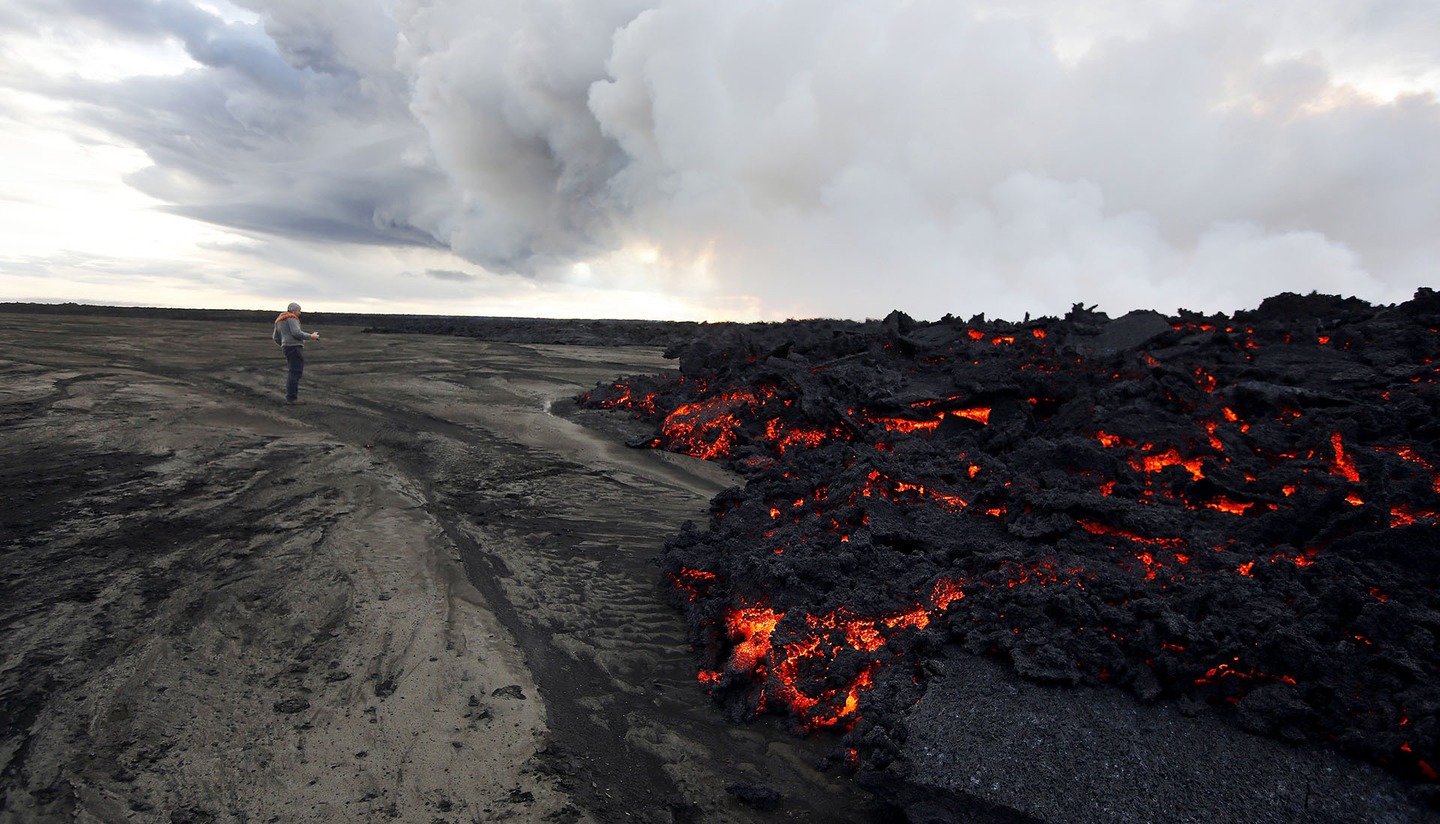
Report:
274,302,320,404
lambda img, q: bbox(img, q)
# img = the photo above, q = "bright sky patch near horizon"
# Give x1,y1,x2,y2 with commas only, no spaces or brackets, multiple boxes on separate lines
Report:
0,0,1436,322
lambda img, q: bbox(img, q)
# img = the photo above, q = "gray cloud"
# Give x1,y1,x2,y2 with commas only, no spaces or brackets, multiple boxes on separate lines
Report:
28,0,455,252
20,0,1440,319
425,268,477,283
41,0,304,91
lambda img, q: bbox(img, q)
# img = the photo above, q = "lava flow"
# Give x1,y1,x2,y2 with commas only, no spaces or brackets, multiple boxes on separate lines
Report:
580,290,1440,789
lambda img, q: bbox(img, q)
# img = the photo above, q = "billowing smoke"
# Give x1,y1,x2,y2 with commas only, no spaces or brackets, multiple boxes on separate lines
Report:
32,0,1440,319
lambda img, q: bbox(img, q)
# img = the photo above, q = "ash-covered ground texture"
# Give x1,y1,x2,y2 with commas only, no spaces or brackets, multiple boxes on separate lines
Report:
579,289,1440,822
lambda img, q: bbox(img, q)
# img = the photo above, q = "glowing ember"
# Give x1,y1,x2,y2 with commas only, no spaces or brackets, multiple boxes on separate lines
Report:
726,603,781,673
1390,505,1440,527
1329,432,1361,483
1095,430,1127,448
1376,445,1440,494
1130,448,1206,480
1076,519,1184,549
1204,497,1251,516
668,568,718,602
703,575,973,730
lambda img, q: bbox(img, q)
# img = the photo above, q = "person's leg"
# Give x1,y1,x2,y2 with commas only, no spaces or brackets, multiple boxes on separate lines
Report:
284,345,304,401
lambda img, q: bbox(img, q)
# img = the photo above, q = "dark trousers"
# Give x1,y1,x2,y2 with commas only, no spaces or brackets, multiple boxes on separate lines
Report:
284,345,305,401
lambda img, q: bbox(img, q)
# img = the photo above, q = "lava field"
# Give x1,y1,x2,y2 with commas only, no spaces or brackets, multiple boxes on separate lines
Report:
578,290,1440,799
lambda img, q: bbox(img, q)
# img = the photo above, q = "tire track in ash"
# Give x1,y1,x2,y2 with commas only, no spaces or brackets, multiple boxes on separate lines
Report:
431,434,875,823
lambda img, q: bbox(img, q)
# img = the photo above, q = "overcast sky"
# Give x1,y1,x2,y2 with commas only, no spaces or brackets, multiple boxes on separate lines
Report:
1,0,1436,321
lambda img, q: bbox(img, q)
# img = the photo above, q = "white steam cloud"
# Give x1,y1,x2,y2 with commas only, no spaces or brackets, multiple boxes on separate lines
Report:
17,0,1440,319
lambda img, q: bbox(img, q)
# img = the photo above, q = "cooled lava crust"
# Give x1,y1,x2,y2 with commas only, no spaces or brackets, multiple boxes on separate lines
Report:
578,290,1440,798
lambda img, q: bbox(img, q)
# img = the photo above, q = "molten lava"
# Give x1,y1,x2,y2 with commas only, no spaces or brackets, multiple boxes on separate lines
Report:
581,291,1440,788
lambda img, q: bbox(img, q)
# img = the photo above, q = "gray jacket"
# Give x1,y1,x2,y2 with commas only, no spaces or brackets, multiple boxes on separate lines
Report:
275,316,311,346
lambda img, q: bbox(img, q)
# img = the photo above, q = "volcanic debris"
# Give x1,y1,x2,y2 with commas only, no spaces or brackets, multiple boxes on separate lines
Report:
578,290,1440,809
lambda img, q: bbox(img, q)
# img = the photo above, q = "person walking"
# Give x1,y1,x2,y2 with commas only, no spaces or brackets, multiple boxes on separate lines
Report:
273,302,320,404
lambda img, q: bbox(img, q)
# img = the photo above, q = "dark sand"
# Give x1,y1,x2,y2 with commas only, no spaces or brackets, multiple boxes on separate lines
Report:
0,314,879,823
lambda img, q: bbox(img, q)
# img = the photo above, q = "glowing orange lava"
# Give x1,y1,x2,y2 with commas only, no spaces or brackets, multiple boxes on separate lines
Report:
1330,432,1361,483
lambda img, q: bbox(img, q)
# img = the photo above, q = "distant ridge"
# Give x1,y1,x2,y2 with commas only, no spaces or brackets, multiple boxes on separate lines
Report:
0,301,717,347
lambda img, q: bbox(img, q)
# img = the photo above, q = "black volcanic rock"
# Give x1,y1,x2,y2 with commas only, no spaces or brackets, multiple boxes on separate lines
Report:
1068,309,1173,356
580,290,1440,821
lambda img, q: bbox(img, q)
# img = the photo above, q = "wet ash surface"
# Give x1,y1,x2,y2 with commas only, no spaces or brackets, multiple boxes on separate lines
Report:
579,290,1440,822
